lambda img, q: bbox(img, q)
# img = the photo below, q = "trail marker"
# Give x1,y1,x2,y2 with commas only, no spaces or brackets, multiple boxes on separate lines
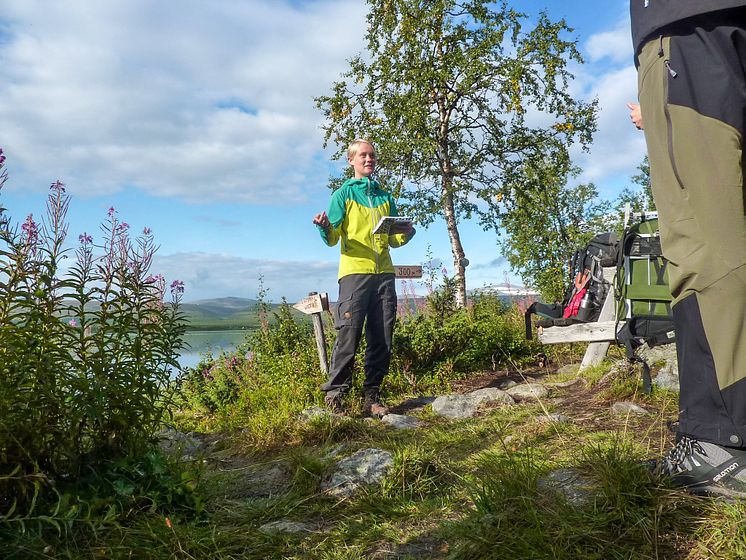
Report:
293,292,330,375
395,265,422,279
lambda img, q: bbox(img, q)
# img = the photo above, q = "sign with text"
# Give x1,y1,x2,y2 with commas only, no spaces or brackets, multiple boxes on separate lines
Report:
395,265,423,279
293,292,329,315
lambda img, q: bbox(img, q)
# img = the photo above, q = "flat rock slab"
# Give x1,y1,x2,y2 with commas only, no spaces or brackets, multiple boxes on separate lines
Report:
506,383,549,402
537,468,599,508
431,388,514,419
611,401,649,415
548,378,585,389
536,413,572,424
321,448,394,498
258,520,313,535
653,364,680,392
381,414,425,430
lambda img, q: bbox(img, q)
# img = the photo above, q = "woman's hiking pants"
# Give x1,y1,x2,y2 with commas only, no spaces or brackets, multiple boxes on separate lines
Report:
321,273,397,397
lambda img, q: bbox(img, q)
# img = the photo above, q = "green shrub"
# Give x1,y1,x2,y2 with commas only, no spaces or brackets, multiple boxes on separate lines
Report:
390,291,539,390
0,153,187,524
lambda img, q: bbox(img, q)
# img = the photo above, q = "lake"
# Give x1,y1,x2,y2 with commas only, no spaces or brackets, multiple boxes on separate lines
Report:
178,330,253,370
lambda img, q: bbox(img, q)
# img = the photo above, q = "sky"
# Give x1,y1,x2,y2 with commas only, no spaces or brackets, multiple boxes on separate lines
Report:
0,0,645,303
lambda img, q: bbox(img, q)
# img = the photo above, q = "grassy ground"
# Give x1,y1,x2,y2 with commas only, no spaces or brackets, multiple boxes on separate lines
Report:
25,355,746,559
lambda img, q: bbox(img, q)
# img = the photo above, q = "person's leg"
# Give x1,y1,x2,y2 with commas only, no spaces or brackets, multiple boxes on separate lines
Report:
321,275,370,403
362,274,397,415
638,13,746,493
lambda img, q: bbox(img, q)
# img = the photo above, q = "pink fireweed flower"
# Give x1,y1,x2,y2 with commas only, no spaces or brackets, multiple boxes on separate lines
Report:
0,147,5,165
143,227,152,235
170,279,185,295
107,206,115,217
21,214,39,244
116,222,130,232
68,318,78,327
50,180,66,192
78,232,93,244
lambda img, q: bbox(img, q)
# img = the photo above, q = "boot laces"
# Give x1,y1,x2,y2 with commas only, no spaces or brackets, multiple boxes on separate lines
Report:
665,436,707,472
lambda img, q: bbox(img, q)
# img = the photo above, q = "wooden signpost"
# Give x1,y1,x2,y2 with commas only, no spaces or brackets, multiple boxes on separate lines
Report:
293,292,330,374
394,265,423,279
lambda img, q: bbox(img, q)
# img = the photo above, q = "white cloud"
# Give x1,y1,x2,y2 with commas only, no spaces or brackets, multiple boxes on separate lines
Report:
0,0,365,203
585,18,633,65
153,251,339,303
568,15,646,191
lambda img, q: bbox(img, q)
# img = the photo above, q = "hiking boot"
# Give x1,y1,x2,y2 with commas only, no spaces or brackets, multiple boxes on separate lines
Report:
362,391,389,418
654,436,746,499
324,393,345,415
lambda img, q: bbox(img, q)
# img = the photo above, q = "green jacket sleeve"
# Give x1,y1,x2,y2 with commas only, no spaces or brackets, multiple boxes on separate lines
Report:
317,187,346,246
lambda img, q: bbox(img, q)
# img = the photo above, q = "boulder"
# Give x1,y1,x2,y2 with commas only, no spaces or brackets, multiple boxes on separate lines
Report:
506,383,549,402
321,448,394,498
431,388,514,419
381,414,425,430
611,401,649,415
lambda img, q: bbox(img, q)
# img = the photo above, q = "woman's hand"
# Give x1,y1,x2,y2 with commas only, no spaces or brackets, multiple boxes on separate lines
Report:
313,211,330,229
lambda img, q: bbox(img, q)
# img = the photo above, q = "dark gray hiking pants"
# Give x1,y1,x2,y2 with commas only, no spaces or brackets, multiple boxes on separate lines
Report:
637,9,746,446
321,273,397,397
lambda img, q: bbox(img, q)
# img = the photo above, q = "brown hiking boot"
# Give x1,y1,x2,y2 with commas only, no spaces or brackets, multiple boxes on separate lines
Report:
324,393,345,414
362,391,389,418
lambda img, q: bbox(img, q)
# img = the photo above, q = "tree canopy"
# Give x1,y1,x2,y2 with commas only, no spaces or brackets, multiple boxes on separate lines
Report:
316,0,597,306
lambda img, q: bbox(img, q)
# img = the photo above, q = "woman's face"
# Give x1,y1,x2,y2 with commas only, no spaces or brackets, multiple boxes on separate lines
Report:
349,143,376,178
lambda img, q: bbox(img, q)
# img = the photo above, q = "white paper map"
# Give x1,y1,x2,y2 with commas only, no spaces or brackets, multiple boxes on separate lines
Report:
372,216,413,235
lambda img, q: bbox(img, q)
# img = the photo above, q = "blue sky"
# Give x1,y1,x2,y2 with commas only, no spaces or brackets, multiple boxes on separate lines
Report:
0,0,644,303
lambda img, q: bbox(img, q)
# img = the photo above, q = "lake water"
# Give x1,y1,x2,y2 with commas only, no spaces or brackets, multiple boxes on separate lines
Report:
178,330,252,370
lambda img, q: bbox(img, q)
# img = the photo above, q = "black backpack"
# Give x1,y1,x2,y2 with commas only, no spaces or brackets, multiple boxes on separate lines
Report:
524,232,619,339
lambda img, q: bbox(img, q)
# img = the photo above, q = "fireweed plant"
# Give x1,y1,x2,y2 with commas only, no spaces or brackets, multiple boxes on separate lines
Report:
0,149,188,524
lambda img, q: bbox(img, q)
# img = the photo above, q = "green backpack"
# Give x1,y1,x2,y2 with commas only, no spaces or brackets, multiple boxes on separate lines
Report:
614,212,676,391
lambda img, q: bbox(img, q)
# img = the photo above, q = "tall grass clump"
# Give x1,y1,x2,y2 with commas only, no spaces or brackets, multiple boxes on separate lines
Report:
449,439,698,559
179,300,323,444
0,150,190,536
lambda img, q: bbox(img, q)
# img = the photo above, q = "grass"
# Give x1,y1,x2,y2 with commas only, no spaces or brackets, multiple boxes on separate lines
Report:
9,356,746,558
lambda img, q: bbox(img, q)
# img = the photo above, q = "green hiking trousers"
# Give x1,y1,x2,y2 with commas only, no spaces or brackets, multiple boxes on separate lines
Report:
637,9,746,446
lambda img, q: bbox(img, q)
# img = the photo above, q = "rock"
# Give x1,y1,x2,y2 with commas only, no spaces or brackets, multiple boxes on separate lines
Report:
298,406,336,422
470,387,515,406
653,362,680,392
639,343,678,366
431,389,514,419
537,468,599,507
381,414,424,430
495,378,518,390
258,520,312,535
611,401,649,415
506,383,549,402
321,448,394,498
536,413,571,424
557,364,581,375
431,394,479,419
549,378,585,389
157,428,203,458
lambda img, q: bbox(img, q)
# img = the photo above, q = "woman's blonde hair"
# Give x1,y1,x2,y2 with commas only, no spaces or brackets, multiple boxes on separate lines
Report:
347,138,376,161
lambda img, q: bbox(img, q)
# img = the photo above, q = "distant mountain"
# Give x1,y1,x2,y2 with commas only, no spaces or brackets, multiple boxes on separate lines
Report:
180,297,306,330
182,297,259,317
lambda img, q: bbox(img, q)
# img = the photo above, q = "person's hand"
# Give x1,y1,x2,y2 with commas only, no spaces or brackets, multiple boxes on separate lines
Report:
627,102,644,130
313,211,330,229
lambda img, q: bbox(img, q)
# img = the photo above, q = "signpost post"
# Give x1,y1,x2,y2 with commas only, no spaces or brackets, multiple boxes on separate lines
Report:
293,292,330,375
